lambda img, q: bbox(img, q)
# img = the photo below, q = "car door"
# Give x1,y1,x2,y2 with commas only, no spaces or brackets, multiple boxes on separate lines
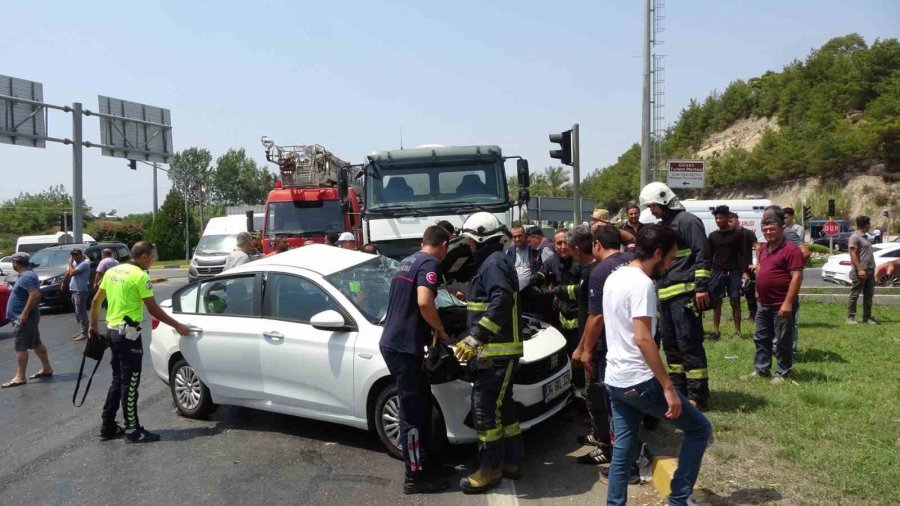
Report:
177,273,265,402
259,271,358,414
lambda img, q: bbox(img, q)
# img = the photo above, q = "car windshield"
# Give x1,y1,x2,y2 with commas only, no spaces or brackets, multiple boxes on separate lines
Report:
267,200,344,237
29,250,72,269
365,161,507,211
195,234,238,255
324,255,463,324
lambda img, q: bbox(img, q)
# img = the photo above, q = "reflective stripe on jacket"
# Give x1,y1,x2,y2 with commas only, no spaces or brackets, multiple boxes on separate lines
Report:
658,210,711,300
468,248,524,359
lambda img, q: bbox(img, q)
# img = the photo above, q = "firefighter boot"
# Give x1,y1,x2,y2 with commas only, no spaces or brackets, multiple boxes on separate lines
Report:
460,466,502,494
501,463,523,480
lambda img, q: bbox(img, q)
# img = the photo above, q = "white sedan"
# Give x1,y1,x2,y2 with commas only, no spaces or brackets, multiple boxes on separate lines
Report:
821,243,900,286
150,245,572,457
0,256,13,277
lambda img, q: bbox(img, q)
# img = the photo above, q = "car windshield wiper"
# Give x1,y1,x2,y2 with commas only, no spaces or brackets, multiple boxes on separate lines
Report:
369,204,424,217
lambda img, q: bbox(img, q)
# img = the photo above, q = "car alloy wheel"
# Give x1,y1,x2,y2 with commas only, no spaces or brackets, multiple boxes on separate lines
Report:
174,364,202,411
380,394,402,451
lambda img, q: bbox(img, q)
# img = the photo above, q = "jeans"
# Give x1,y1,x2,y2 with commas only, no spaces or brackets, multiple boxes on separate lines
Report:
101,331,144,429
754,305,794,377
72,291,90,338
792,298,800,355
380,347,432,477
606,378,711,506
848,268,875,321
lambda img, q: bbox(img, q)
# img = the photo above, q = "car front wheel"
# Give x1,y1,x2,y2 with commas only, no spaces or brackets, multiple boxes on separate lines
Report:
373,383,446,461
170,358,216,418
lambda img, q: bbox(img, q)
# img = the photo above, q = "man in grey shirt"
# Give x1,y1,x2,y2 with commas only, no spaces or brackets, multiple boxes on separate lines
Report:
847,215,876,324
224,232,255,271
783,207,804,243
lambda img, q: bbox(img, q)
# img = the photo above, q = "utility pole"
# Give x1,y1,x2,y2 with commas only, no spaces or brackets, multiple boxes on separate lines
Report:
72,102,84,243
572,123,581,225
640,0,652,189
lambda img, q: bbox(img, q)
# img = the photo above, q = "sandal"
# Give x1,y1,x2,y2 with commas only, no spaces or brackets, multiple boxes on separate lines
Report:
29,372,53,379
2,380,26,388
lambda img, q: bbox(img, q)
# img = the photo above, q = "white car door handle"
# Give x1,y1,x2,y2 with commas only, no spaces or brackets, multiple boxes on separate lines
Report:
263,331,284,340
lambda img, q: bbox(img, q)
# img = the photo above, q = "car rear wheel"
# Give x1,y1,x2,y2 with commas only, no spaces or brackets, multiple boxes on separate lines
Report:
373,383,446,461
170,358,216,418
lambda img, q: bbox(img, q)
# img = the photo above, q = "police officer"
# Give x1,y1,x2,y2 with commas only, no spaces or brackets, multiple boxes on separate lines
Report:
379,225,451,494
89,241,190,442
455,212,524,493
639,182,712,410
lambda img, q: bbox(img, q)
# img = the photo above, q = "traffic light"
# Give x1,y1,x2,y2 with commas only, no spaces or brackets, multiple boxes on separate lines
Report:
803,205,811,221
828,198,835,217
549,129,573,166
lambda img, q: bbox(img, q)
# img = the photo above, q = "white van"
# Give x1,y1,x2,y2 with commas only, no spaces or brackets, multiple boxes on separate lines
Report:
16,232,98,255
640,199,773,241
188,215,257,283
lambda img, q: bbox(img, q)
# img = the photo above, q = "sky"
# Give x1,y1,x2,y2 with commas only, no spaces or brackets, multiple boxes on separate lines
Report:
1,0,897,216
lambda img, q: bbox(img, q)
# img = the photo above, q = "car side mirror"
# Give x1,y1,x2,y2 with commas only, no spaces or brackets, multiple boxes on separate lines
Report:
310,310,347,330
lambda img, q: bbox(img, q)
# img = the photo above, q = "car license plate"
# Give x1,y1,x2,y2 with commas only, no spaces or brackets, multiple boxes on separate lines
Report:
543,371,571,403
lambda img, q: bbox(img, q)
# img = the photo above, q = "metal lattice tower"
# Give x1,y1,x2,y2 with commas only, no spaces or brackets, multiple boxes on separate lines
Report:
651,0,666,182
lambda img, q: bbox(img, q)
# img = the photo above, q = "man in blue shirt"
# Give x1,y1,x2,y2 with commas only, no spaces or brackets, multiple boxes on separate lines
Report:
2,253,53,388
379,225,450,494
64,249,91,341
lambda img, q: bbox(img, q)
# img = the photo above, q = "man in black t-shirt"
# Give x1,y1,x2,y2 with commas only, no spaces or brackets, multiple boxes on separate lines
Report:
708,206,746,340
732,214,759,321
379,226,450,494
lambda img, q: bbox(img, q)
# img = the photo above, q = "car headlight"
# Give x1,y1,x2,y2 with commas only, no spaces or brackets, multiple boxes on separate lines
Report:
41,275,65,287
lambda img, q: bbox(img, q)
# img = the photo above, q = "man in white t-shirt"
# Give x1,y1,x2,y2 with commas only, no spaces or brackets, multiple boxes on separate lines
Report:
602,224,712,506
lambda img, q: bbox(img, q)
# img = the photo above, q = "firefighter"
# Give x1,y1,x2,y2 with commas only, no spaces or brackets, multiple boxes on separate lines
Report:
455,212,524,494
531,230,581,356
639,182,712,409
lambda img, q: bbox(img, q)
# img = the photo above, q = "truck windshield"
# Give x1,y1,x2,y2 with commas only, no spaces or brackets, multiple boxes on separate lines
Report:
267,200,344,236
365,161,507,211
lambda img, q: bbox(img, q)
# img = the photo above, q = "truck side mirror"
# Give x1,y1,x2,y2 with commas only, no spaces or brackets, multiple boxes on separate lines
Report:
338,171,349,200
517,159,530,188
245,210,255,233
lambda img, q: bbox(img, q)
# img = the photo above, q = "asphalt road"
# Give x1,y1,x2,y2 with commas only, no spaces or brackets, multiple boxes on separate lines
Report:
0,279,636,505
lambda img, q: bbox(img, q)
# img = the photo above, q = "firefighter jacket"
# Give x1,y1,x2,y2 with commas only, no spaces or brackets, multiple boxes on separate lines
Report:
467,242,524,359
533,255,581,331
658,209,711,301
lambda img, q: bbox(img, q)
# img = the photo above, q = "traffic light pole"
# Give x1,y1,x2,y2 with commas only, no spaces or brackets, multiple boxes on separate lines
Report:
572,123,581,225
71,102,84,244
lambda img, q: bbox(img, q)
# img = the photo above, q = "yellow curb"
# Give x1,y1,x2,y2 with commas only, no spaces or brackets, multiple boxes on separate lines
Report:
651,455,678,499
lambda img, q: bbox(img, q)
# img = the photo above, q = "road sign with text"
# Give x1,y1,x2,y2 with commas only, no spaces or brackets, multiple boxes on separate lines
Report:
666,160,706,188
822,220,841,236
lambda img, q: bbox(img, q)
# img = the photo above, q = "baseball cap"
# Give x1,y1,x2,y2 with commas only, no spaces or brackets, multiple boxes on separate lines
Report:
10,252,31,264
337,232,356,243
591,209,610,223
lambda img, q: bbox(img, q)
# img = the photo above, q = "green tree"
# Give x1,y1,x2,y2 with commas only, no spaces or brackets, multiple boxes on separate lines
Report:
168,147,212,205
528,166,573,197
0,185,90,235
147,189,195,261
208,148,275,205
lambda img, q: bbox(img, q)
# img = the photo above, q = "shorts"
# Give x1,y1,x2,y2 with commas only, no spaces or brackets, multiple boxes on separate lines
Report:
13,316,42,352
709,269,743,300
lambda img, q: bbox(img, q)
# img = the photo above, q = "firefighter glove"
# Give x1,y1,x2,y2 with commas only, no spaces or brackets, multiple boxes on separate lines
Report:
454,336,482,363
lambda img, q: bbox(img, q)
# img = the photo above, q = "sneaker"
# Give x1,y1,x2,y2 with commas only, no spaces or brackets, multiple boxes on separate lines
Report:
73,334,87,341
403,475,449,495
577,446,612,465
846,318,858,325
771,374,790,385
665,498,700,506
576,433,601,446
99,423,124,441
599,463,640,485
125,427,160,443
864,319,878,326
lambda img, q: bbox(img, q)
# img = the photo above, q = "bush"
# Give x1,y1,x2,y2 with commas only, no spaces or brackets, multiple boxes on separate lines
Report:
807,243,833,254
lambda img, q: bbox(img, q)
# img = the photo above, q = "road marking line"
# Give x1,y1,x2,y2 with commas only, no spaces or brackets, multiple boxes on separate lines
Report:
487,477,519,506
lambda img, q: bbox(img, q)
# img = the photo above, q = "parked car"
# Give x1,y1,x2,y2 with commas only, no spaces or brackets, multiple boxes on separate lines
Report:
0,283,10,327
150,245,573,458
0,256,14,277
821,243,900,286
6,242,131,310
813,232,853,252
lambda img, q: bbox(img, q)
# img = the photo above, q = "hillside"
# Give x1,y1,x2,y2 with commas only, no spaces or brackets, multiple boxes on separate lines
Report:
581,33,900,224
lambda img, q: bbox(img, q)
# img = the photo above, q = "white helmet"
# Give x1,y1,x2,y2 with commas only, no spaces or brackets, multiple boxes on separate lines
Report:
639,182,684,210
460,212,507,243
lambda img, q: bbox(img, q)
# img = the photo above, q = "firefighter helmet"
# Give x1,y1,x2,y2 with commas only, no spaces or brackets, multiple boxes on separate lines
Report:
460,212,507,243
639,182,685,210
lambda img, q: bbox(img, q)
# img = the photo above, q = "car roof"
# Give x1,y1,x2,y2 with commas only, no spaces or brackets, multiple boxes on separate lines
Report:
227,244,374,277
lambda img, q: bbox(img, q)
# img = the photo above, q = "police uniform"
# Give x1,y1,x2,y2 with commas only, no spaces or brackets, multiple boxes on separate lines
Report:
100,263,154,435
379,251,441,481
465,242,525,471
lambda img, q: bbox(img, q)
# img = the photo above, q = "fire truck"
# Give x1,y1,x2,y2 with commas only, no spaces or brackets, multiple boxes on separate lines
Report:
260,137,362,254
